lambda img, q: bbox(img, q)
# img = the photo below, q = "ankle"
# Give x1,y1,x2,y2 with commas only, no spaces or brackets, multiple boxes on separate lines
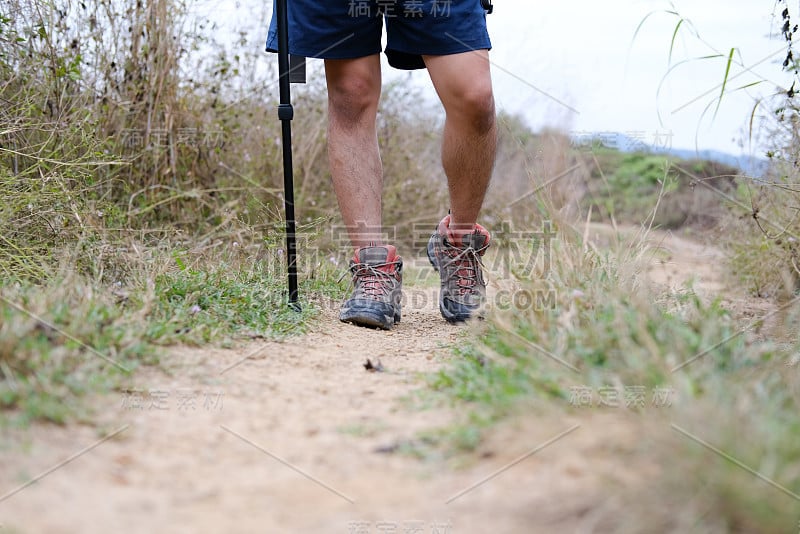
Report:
441,216,476,247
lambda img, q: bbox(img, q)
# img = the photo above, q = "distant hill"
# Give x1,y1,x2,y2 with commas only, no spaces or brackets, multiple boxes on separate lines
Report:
569,132,769,177
651,147,768,177
574,142,742,230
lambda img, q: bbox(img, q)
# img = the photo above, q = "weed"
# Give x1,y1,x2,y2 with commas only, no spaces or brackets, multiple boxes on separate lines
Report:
430,215,800,530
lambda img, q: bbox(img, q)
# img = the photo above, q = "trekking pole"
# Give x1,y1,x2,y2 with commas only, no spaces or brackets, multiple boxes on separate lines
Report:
275,0,301,311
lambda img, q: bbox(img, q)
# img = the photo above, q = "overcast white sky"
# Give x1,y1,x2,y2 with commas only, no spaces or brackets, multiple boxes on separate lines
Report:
477,0,790,156
201,0,793,157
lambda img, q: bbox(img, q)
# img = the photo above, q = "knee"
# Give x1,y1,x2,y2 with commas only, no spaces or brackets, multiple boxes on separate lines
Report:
327,74,380,126
449,83,495,133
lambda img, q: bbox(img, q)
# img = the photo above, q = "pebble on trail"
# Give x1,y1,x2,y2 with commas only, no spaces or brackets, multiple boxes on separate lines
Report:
363,358,385,372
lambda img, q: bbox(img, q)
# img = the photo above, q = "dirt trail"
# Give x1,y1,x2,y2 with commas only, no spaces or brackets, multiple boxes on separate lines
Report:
0,227,749,533
605,223,773,318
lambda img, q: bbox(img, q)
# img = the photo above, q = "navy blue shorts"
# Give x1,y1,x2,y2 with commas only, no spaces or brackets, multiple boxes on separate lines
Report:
266,0,492,70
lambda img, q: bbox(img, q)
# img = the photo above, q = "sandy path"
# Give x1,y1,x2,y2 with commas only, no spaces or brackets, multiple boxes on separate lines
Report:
0,229,751,533
0,286,612,533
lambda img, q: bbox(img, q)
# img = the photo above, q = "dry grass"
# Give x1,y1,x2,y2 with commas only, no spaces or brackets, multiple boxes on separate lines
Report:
723,171,800,299
431,132,800,531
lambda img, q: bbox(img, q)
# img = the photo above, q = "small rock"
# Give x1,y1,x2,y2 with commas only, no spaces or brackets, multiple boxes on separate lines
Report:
363,359,385,372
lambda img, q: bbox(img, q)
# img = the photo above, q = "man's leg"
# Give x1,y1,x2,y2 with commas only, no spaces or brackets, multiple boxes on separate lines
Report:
324,55,383,248
326,55,403,330
424,50,497,238
424,51,496,322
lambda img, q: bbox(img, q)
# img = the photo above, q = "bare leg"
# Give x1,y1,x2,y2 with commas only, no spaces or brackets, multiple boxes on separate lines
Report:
424,51,497,239
324,55,383,249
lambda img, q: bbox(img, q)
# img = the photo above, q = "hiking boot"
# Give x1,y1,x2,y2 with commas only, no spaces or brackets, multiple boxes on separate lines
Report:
339,244,403,330
427,215,490,323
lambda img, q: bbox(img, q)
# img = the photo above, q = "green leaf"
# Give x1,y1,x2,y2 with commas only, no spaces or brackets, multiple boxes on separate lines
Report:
669,19,684,66
748,99,761,145
172,251,187,271
713,48,736,120
632,9,680,46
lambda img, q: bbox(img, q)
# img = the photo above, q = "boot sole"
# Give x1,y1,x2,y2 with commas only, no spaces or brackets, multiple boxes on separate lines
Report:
340,303,401,330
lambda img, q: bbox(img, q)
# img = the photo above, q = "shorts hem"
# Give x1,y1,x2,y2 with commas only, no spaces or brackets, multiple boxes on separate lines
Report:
387,40,492,58
265,40,382,60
